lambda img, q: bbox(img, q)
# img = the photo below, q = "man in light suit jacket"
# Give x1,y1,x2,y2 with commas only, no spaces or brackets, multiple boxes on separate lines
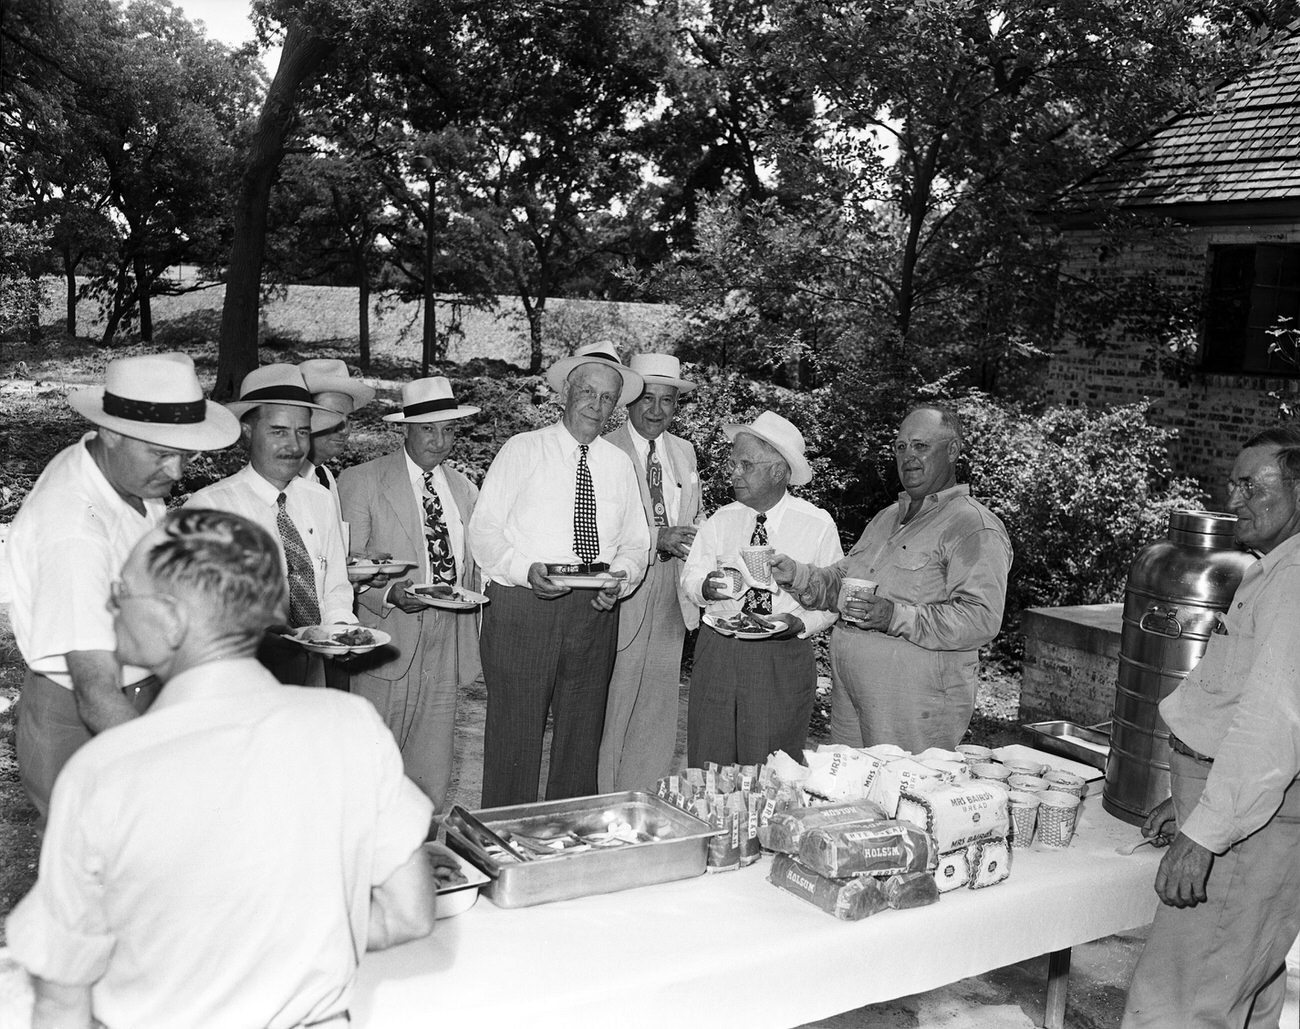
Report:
598,353,702,792
337,377,482,810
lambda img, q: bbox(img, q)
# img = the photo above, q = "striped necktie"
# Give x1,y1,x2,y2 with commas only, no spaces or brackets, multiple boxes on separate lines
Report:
277,492,321,627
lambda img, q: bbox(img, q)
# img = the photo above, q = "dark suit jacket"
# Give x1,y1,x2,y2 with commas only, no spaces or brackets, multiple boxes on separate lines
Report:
337,449,481,687
604,422,702,644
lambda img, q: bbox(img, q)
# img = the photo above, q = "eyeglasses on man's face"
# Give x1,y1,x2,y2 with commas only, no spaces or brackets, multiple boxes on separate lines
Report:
726,457,780,476
1224,475,1297,501
571,386,619,408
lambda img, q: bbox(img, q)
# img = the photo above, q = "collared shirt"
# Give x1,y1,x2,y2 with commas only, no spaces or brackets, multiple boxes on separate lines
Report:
626,422,681,523
789,484,1011,651
300,461,343,529
185,465,356,625
7,433,162,689
682,492,844,637
468,421,650,593
1161,532,1300,854
404,451,465,582
5,657,432,1029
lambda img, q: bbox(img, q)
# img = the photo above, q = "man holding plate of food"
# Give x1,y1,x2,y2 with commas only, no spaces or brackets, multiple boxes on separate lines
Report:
337,376,483,811
681,411,842,767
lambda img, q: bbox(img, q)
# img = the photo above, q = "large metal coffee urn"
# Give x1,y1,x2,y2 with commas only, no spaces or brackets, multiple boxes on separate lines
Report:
1103,510,1253,825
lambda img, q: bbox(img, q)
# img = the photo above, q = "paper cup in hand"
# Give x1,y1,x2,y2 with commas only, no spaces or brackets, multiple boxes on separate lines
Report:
711,563,746,600
738,545,776,591
1036,791,1082,849
1043,769,1087,798
837,577,878,623
1007,790,1040,850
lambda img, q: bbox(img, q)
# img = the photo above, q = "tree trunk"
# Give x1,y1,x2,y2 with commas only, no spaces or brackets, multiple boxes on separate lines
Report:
63,248,77,337
356,250,370,372
214,19,335,398
134,256,152,342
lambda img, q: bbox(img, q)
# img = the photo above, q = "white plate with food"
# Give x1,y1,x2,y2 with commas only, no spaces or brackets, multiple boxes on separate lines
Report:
703,611,781,640
291,625,391,654
347,558,416,582
549,573,619,589
411,584,490,610
429,847,491,919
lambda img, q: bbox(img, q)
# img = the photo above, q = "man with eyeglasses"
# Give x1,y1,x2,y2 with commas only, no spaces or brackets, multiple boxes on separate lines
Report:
469,341,650,805
6,508,440,1029
681,411,843,765
1122,426,1300,1027
772,404,1011,752
6,353,239,825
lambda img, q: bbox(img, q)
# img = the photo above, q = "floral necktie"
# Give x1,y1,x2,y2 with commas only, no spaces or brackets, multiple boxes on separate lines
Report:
422,471,458,586
277,492,321,627
743,512,770,614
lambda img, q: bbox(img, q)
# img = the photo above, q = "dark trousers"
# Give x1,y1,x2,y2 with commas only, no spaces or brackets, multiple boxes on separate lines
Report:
687,626,815,767
479,582,618,807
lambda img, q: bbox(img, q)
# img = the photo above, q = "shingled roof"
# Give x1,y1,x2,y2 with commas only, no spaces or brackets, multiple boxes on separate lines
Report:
1058,25,1300,221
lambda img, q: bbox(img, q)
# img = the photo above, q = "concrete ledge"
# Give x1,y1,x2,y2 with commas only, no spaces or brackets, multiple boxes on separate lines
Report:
1020,603,1122,727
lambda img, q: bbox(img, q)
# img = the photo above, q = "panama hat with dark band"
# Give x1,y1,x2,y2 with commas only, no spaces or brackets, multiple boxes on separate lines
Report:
382,377,480,423
225,364,344,433
546,341,644,407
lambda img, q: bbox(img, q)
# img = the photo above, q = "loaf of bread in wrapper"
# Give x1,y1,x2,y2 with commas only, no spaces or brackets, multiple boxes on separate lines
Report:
767,853,889,921
867,758,950,816
797,819,937,878
896,780,1010,852
758,799,887,855
882,871,941,910
802,745,887,802
933,848,972,893
968,837,1012,889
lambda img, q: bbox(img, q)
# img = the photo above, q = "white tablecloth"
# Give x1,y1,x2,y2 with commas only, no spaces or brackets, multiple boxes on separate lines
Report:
353,751,1161,1029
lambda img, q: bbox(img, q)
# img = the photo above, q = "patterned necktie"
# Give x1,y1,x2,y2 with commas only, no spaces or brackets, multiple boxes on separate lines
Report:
647,439,668,529
573,443,600,562
743,512,771,615
422,470,458,586
277,492,321,627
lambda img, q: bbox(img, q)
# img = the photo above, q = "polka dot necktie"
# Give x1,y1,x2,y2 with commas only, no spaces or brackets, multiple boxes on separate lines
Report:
422,471,458,586
276,492,321,628
573,443,600,563
743,512,771,615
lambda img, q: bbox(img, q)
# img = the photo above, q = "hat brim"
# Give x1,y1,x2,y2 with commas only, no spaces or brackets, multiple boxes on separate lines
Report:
226,399,343,434
309,380,376,407
70,388,241,451
723,422,814,487
639,374,696,394
546,357,644,406
382,405,481,424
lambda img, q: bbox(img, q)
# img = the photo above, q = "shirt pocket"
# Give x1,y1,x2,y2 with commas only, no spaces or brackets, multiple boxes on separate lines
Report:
885,546,943,603
1181,630,1243,696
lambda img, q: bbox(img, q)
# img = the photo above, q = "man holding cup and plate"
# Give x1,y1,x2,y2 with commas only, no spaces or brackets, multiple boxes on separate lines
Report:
771,404,1011,752
681,411,843,766
469,342,650,806
336,377,483,810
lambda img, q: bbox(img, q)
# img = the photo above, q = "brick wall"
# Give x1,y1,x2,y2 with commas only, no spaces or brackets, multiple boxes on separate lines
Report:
1047,222,1300,503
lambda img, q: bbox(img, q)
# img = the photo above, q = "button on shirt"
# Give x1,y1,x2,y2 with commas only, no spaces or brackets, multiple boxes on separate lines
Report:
7,433,162,689
185,466,356,625
790,484,1011,649
627,423,681,524
468,422,651,592
5,658,432,1029
1161,532,1300,854
682,493,844,637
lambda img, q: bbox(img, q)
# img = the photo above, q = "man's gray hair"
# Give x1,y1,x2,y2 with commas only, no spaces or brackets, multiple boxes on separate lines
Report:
903,403,964,444
144,509,286,635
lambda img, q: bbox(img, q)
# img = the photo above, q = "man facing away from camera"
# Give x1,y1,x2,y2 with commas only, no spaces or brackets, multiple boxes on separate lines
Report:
6,509,440,1029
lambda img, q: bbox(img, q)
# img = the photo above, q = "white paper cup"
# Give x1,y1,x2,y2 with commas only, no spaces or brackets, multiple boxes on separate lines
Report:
1007,774,1049,793
837,577,878,624
1002,757,1048,778
710,562,746,600
738,545,775,589
956,744,994,764
1036,791,1082,849
1043,769,1088,798
970,762,1010,782
1007,790,1040,850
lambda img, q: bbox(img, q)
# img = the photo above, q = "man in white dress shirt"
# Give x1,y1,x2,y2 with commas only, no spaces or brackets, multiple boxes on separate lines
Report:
469,341,650,805
7,352,239,824
338,377,482,810
682,411,843,765
185,364,355,685
598,353,702,792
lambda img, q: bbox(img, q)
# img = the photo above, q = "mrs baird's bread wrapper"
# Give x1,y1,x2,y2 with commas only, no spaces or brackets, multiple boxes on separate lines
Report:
896,779,1010,852
933,849,972,893
866,758,950,816
802,745,888,802
797,819,937,878
968,837,1012,889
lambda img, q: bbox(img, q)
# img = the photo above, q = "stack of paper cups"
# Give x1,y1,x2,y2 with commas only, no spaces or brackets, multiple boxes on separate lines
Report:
1043,769,1087,798
1037,791,1082,848
1007,790,1040,850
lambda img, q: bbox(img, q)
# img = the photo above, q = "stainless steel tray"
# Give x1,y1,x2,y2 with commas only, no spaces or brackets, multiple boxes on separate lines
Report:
1023,720,1111,770
443,791,718,908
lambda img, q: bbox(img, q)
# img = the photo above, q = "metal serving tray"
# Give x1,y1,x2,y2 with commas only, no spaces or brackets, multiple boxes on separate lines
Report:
443,791,718,908
1022,720,1111,770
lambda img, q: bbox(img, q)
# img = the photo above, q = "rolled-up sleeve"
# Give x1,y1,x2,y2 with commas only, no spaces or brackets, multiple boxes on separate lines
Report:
888,527,1011,651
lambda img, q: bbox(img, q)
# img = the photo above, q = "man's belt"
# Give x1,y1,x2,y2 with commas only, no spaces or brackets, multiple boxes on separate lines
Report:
1168,733,1214,763
545,562,610,575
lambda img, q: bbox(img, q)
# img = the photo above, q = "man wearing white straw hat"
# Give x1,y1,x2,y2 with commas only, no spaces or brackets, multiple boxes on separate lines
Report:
298,357,376,524
469,341,650,806
8,352,239,823
186,364,356,685
337,377,482,809
598,353,701,792
681,411,843,766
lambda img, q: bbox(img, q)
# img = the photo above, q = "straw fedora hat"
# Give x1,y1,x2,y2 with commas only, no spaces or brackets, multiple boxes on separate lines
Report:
629,352,695,394
546,341,644,407
723,410,814,487
226,365,344,433
382,377,480,423
68,352,240,451
298,358,376,408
